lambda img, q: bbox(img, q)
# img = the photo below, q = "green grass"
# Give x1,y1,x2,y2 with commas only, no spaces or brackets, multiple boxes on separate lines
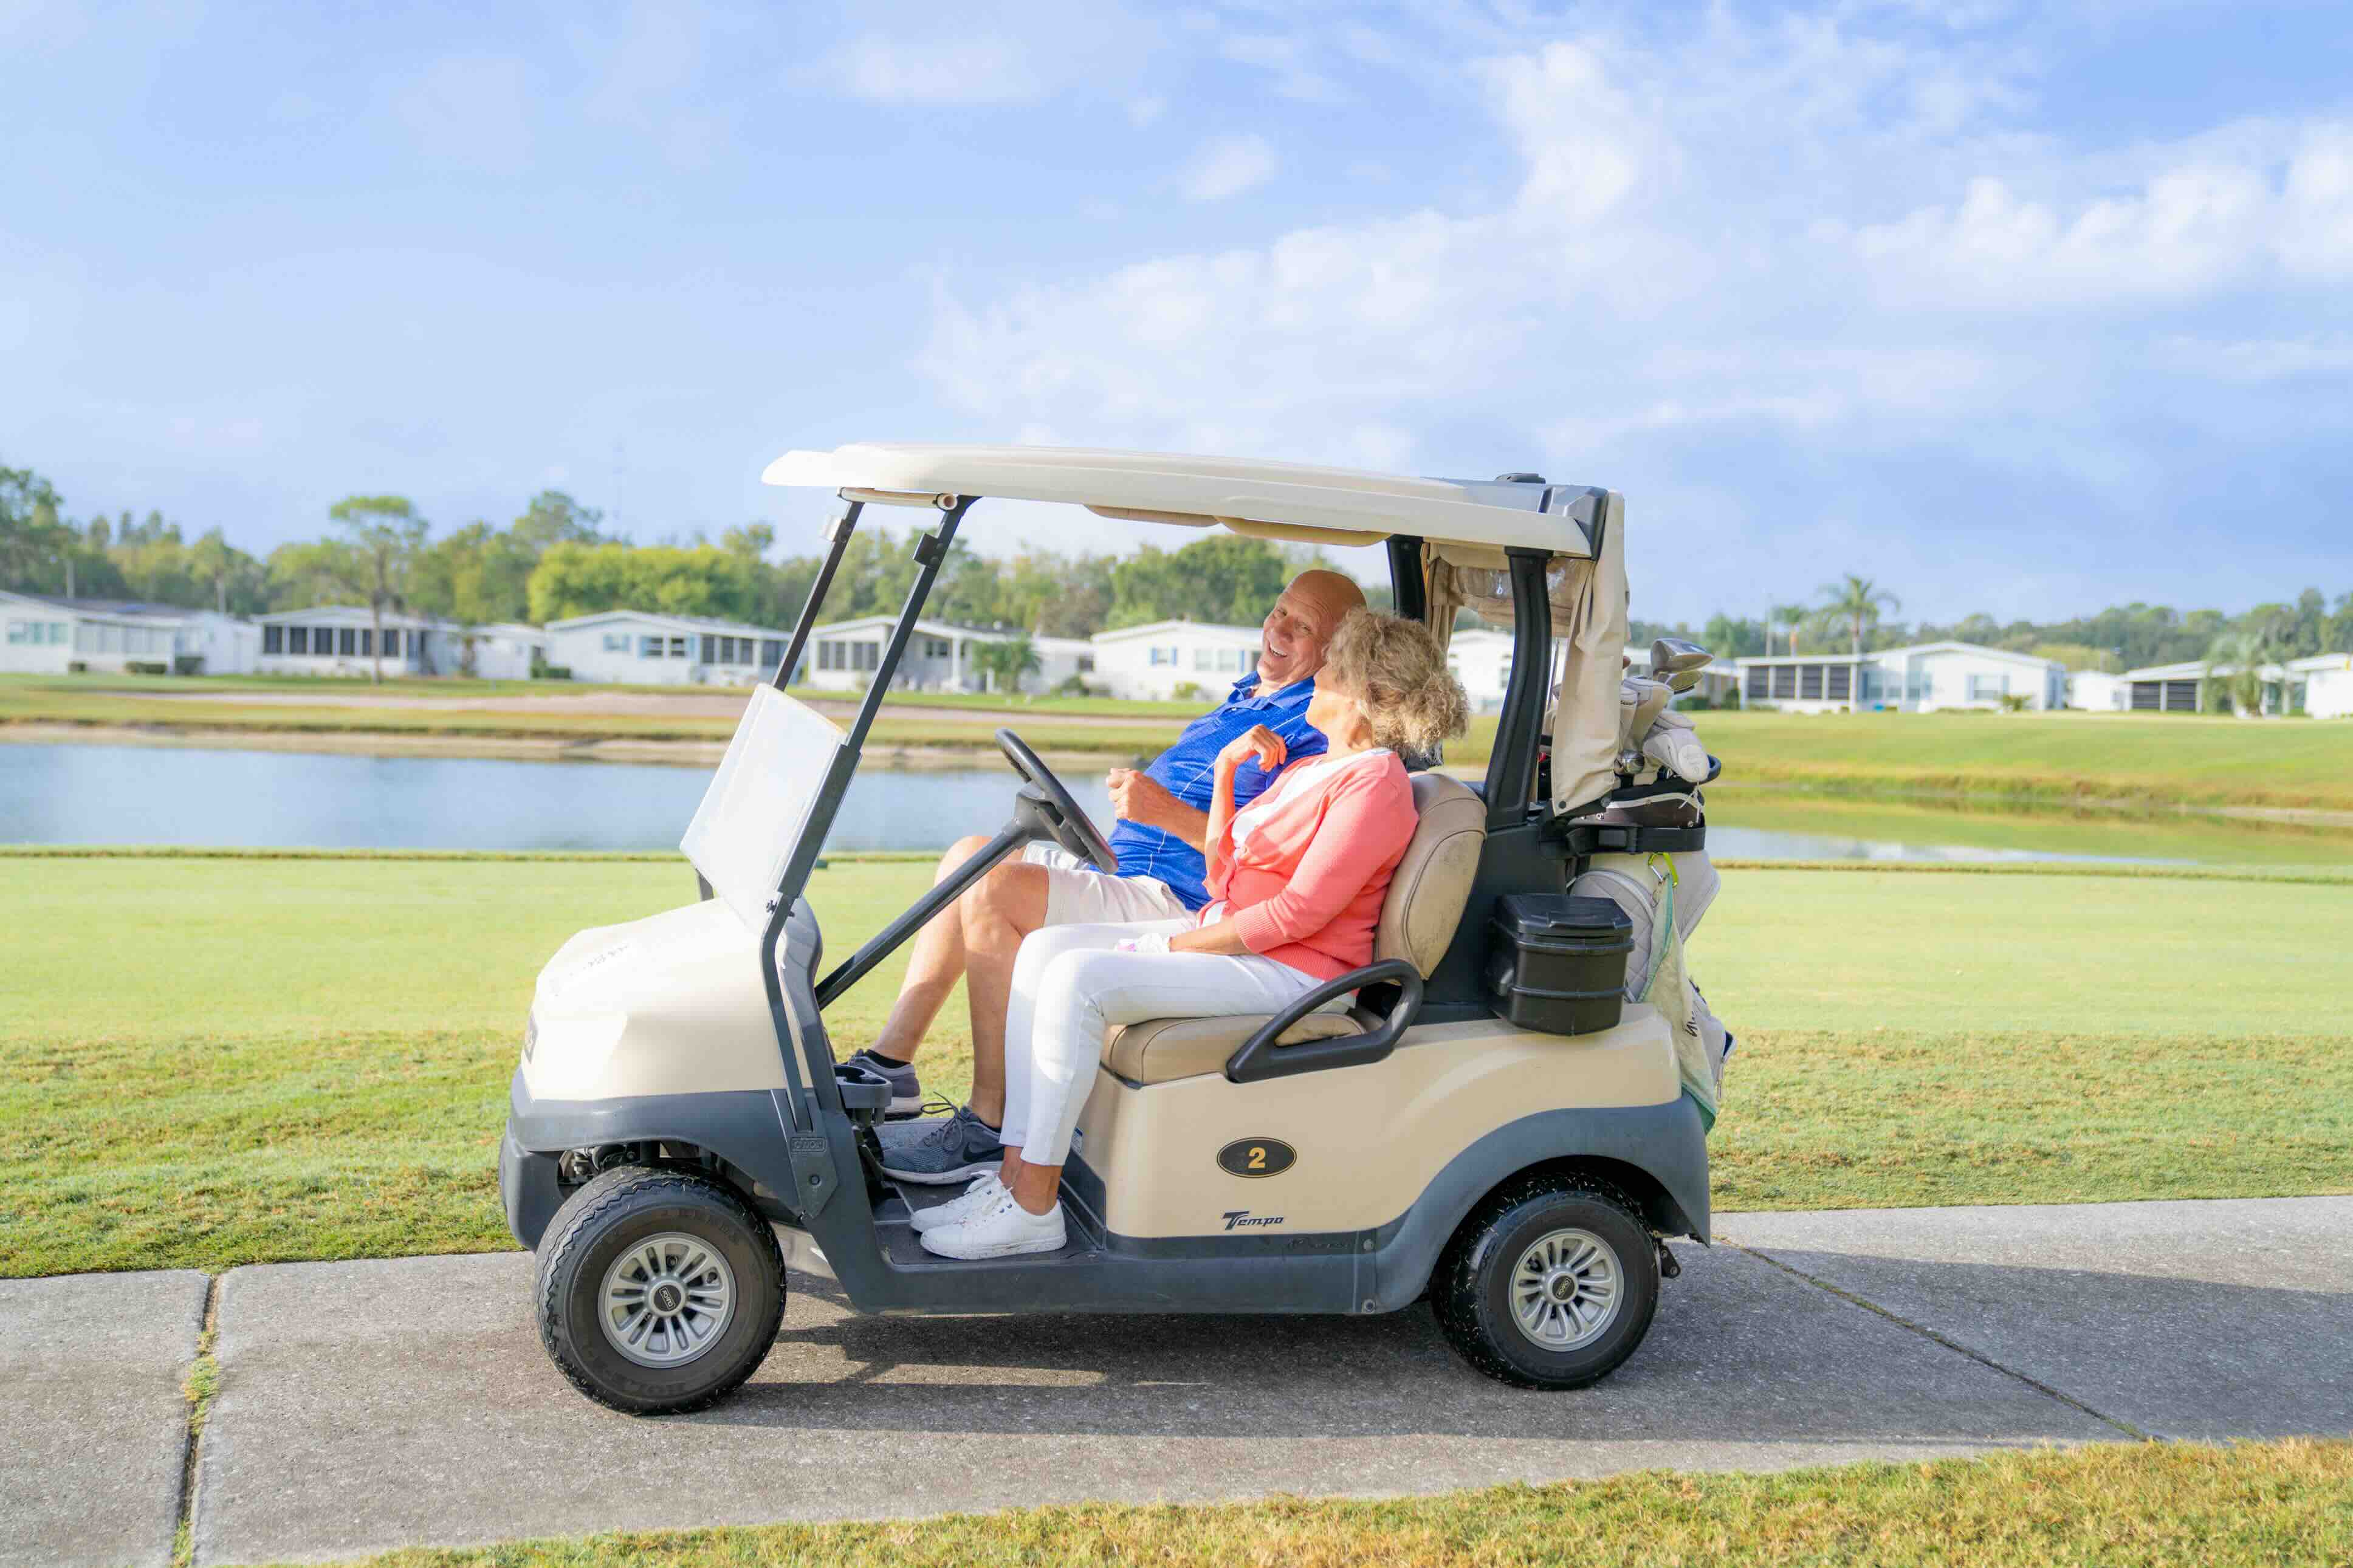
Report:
4,854,2350,1276
1697,708,2353,812
309,1440,2353,1567
1711,789,2353,866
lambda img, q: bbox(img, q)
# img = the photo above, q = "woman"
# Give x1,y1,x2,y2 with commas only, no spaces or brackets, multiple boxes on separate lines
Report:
917,609,1471,1259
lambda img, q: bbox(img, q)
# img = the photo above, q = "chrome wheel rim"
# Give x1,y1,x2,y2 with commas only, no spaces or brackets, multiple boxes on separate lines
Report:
1509,1227,1623,1351
598,1233,736,1368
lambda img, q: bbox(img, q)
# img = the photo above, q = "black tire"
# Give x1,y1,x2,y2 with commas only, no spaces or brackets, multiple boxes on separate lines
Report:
1429,1172,1660,1390
535,1165,785,1415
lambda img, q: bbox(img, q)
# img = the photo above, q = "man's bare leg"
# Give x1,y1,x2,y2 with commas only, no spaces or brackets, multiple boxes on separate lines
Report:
866,834,993,1063
957,860,1051,1127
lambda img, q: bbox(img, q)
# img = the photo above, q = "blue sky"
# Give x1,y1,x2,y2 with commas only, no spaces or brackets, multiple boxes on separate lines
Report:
4,0,2349,626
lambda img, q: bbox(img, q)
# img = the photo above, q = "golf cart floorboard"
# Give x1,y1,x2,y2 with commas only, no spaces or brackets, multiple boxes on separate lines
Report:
871,1179,1105,1270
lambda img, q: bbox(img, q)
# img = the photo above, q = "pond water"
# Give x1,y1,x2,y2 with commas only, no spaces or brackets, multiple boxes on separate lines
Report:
4,742,2349,864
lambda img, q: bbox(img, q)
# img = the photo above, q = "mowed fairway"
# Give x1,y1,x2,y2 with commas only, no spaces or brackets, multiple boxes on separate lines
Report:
3,852,2349,1275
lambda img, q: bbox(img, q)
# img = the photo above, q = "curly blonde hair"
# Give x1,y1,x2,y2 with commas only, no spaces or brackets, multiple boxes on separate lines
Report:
1321,609,1471,755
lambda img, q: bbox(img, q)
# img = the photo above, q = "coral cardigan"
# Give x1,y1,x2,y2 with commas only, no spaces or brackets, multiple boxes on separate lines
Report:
1203,748,1419,984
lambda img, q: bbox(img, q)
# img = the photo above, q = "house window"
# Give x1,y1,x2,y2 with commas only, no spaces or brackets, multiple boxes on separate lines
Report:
639,635,662,658
925,637,950,659
334,628,352,656
602,632,629,652
1745,666,1768,699
383,629,402,658
264,625,284,654
817,642,837,670
1967,673,2009,702
4,621,22,644
701,635,718,663
1077,654,1094,673
359,629,373,656
760,638,783,666
1194,648,1217,670
289,626,309,654
1770,665,1795,699
1799,665,1824,699
855,642,879,672
668,636,687,659
1827,665,1852,700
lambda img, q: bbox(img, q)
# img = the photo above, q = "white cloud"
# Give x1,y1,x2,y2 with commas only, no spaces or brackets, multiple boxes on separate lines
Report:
1180,134,1278,202
816,1,1163,108
915,5,2353,620
389,54,536,176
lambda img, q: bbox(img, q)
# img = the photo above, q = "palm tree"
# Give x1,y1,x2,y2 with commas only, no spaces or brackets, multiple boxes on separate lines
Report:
972,634,1041,696
1818,575,1901,660
1768,602,1811,657
2204,625,2280,717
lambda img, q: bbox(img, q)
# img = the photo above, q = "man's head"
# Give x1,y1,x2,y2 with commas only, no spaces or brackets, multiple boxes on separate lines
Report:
1256,569,1367,690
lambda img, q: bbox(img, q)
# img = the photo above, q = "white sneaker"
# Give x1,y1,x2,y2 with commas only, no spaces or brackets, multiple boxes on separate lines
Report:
917,1189,1066,1259
909,1174,1006,1234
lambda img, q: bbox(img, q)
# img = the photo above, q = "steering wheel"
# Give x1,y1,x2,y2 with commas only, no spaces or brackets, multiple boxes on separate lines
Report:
995,728,1119,874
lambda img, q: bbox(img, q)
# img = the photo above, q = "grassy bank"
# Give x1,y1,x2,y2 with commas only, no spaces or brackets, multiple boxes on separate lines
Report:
10,676,2352,812
322,1439,2353,1568
4,855,2348,1276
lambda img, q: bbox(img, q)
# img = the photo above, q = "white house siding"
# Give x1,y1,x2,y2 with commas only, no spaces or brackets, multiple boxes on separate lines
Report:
2293,654,2353,719
1090,621,1262,701
1736,642,2064,713
2,592,262,676
256,608,446,677
2068,671,2127,711
1446,629,1517,713
543,614,783,686
458,624,546,681
0,592,80,674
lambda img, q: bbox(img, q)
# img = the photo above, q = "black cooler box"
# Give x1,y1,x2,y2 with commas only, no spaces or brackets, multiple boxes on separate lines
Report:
1484,894,1634,1035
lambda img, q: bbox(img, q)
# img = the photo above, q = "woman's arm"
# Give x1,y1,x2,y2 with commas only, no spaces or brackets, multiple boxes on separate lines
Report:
1169,916,1254,955
1226,768,1417,956
1203,724,1288,892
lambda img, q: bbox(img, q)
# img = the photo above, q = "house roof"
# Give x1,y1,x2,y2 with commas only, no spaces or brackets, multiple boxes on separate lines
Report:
764,443,1609,556
256,604,445,629
1,589,198,623
1091,618,1263,643
544,610,783,637
1734,640,2061,671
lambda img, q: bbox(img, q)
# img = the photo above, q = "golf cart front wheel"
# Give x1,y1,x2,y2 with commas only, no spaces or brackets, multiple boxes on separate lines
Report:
535,1165,785,1414
1430,1173,1660,1390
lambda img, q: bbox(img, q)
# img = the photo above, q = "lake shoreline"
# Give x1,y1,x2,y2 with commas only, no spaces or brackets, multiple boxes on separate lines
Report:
10,719,2352,829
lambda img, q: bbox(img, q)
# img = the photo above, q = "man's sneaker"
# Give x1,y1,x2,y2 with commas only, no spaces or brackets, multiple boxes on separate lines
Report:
877,1104,1005,1185
908,1174,1006,1234
918,1188,1065,1259
842,1050,924,1119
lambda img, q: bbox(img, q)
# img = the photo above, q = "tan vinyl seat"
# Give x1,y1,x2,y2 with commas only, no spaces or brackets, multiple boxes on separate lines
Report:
1101,772,1487,1086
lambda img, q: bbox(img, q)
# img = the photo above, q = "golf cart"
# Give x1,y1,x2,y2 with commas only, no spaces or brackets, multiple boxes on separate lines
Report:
501,444,1721,1414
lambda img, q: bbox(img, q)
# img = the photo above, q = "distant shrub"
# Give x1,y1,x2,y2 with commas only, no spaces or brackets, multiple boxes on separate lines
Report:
1172,681,1204,701
536,665,572,680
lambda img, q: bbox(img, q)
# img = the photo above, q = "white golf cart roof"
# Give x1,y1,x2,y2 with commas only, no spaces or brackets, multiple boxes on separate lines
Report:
764,442,1602,557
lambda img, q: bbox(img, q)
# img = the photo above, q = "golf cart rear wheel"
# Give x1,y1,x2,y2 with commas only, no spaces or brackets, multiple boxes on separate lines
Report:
1430,1173,1659,1390
535,1165,784,1415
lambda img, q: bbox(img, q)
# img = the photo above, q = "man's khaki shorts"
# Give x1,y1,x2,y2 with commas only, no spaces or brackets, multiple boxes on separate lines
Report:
1021,842,1193,928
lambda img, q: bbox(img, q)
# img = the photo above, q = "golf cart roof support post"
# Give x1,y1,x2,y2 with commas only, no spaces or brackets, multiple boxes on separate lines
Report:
770,495,972,917
813,818,1029,1008
771,499,864,691
1480,547,1554,832
1386,534,1427,626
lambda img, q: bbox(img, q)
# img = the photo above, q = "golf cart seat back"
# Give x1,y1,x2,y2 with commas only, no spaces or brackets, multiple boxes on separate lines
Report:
1101,773,1486,1086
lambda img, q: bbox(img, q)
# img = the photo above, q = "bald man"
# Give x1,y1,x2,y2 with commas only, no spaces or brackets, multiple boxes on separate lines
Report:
857,569,1369,1182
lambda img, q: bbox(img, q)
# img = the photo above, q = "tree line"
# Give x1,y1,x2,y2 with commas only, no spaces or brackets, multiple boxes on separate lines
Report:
6,459,2346,666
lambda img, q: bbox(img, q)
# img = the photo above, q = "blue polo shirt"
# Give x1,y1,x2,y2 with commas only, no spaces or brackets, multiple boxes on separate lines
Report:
1107,674,1327,909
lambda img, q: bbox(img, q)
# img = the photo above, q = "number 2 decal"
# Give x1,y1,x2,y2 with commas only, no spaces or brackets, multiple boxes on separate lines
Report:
1217,1138,1296,1178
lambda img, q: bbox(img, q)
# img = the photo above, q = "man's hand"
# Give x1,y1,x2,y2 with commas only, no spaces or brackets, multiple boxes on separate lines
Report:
1214,724,1288,775
1108,767,1185,832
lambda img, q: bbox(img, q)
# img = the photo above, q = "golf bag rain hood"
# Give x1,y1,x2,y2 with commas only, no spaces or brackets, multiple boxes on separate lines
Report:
1420,490,1627,817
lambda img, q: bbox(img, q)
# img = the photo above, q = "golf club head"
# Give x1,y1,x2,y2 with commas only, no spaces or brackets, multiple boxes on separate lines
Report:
1666,669,1701,693
1651,637,1712,677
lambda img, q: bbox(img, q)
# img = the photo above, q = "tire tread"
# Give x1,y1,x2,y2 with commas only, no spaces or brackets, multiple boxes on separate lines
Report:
1429,1169,1660,1390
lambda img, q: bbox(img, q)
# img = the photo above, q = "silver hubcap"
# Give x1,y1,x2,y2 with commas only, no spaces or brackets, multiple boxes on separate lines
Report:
598,1233,736,1368
1510,1227,1623,1351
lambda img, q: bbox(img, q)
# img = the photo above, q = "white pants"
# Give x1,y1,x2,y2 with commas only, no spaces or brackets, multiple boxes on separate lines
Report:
1020,843,1192,926
999,919,1338,1167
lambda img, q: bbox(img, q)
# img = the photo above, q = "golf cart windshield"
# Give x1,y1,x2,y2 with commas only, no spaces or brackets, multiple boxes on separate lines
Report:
682,686,845,931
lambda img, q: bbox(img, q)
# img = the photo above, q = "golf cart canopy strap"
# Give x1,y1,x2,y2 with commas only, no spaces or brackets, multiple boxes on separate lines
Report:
764,443,1601,557
1421,497,1627,817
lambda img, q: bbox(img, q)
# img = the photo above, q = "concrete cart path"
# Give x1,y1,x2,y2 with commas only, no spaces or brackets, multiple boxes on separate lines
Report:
8,1199,2349,1568
0,1270,208,1568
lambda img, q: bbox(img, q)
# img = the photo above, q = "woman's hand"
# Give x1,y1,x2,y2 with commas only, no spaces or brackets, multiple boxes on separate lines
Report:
1111,932,1172,955
1215,724,1288,775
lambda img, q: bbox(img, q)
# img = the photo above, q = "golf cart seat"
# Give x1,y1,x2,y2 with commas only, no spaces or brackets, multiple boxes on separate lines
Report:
1101,772,1487,1085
